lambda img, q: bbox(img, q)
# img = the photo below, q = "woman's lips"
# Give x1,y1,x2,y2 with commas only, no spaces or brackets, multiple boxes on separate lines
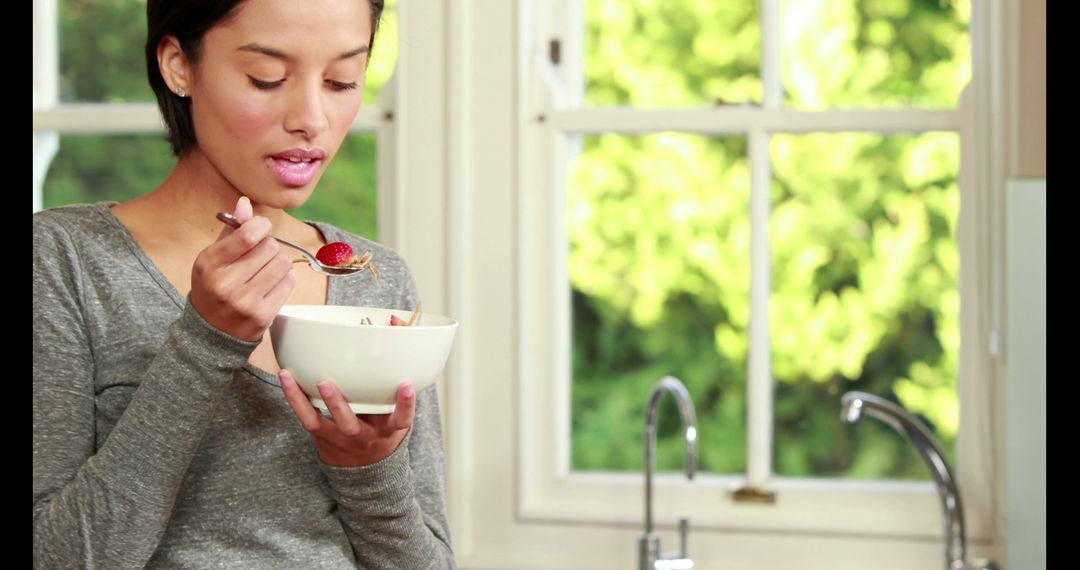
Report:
267,156,322,187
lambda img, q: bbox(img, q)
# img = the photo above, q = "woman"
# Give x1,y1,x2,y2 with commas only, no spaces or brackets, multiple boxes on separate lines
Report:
32,0,454,567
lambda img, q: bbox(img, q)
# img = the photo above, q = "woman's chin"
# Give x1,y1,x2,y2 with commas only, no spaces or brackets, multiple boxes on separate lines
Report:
248,183,319,211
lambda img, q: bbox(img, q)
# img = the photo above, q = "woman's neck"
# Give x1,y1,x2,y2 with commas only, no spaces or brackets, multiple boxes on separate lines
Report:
117,148,307,249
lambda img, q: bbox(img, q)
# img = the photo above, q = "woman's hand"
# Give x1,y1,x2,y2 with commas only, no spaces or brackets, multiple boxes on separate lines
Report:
189,197,296,342
279,369,415,467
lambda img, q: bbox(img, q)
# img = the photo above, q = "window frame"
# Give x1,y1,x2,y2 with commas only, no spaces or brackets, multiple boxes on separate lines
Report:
497,0,1006,566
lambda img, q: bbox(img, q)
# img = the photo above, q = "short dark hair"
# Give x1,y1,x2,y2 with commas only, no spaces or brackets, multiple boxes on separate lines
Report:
145,0,386,157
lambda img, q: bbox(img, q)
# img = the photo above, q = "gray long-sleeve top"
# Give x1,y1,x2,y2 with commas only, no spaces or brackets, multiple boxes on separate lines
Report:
33,202,454,569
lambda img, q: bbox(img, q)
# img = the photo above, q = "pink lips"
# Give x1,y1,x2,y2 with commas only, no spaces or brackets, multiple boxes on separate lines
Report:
267,148,327,187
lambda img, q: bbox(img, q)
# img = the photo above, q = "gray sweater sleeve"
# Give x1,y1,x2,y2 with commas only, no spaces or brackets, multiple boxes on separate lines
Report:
33,218,259,568
320,387,454,568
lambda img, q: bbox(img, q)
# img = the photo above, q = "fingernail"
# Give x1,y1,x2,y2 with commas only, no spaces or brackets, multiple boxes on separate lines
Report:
318,382,334,397
280,370,294,387
402,384,415,399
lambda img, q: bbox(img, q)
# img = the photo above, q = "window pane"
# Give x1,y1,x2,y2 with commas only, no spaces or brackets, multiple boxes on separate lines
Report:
585,0,761,107
569,133,750,474
43,134,378,240
43,134,176,206
781,0,971,109
365,0,400,107
59,0,152,102
58,0,398,105
769,132,960,480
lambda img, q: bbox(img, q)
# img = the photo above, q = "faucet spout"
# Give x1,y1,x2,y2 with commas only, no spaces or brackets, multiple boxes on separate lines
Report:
840,391,966,570
641,375,698,570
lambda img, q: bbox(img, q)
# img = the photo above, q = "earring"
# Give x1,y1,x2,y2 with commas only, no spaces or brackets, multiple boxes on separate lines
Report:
176,87,186,98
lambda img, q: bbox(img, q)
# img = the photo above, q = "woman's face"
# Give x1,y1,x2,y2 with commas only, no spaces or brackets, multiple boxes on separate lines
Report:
186,0,371,210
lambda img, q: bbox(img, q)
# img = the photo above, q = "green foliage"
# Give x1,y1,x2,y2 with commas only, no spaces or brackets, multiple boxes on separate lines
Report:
571,0,969,480
585,0,761,106
782,0,970,108
43,134,176,209
59,0,152,102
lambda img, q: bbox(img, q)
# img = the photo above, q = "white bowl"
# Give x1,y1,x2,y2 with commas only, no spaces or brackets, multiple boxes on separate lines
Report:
270,305,458,414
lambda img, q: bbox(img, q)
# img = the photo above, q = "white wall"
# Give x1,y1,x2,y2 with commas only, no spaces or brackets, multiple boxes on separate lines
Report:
1005,178,1046,570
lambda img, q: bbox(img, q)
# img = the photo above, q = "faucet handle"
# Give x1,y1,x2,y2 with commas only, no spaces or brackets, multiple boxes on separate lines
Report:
651,518,694,570
639,533,660,570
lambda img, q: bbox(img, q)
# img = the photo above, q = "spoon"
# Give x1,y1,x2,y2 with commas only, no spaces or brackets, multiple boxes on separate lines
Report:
216,211,367,277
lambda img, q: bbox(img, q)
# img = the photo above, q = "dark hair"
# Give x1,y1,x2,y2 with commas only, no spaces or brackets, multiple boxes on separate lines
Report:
145,0,385,157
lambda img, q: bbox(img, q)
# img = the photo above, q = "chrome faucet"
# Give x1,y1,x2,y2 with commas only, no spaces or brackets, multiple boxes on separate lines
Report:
840,391,998,570
639,376,698,570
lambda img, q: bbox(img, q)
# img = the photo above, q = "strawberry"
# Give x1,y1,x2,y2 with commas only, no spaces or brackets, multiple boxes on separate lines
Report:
389,314,409,326
316,242,355,267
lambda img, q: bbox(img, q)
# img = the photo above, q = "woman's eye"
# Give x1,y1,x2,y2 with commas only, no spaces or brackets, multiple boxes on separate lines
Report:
249,76,285,90
327,80,359,91
247,76,357,91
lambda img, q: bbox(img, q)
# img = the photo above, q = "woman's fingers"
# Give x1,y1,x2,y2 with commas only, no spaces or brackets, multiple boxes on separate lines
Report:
212,196,254,241
191,236,290,340
242,245,295,299
282,374,418,467
262,269,296,310
279,369,324,432
317,382,364,436
190,196,296,340
204,217,276,268
386,383,417,432
233,196,253,222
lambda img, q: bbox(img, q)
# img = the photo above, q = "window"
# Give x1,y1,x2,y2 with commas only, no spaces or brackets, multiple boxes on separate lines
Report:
33,0,399,242
501,0,1001,566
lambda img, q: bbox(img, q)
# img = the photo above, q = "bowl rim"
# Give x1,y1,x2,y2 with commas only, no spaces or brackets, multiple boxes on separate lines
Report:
276,304,459,329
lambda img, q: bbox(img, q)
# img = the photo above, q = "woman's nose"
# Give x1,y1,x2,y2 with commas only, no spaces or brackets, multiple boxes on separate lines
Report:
283,83,330,139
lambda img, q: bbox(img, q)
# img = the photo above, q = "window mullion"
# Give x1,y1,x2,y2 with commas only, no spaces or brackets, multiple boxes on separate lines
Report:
744,0,780,495
746,127,774,492
33,104,383,134
33,0,57,110
545,108,959,134
762,0,782,109
33,0,58,213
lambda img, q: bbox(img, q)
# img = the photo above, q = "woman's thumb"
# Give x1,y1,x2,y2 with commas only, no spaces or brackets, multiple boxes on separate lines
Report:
233,196,253,223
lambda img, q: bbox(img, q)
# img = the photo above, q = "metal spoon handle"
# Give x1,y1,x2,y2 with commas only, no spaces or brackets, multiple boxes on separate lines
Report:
214,211,370,277
215,211,246,229
215,211,319,263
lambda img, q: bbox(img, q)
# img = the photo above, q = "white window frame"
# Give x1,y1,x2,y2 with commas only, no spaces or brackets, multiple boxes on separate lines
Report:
437,0,1009,567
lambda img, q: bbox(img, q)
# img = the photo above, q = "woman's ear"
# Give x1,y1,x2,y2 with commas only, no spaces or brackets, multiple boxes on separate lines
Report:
157,35,192,97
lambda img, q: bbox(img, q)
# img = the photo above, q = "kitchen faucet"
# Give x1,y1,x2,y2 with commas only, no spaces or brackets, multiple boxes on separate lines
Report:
840,391,998,570
639,376,698,570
